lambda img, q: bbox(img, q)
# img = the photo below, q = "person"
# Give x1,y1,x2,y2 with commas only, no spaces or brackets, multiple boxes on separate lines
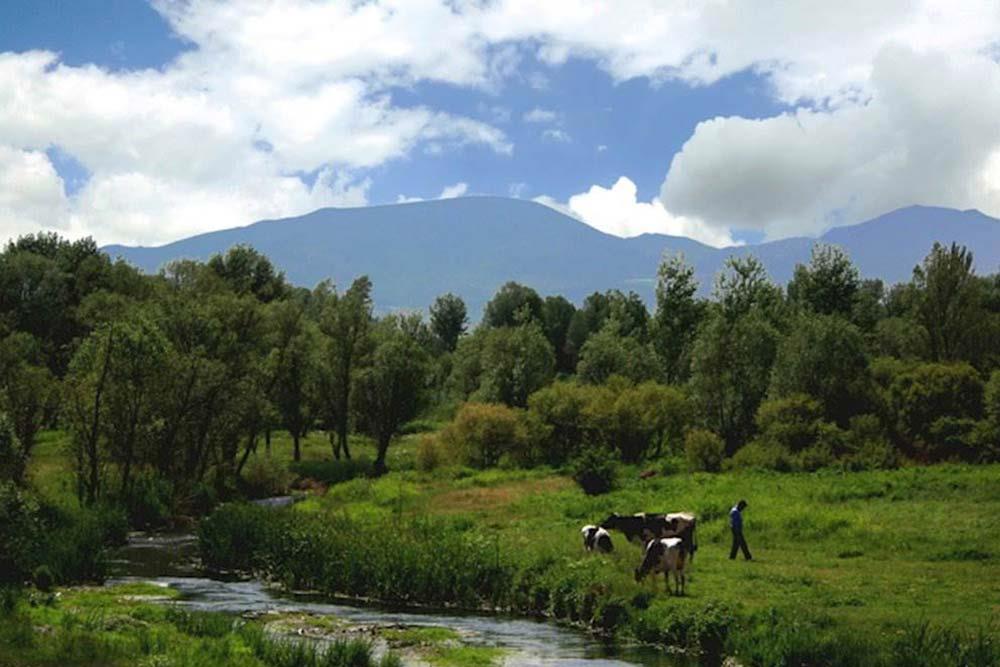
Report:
729,499,752,560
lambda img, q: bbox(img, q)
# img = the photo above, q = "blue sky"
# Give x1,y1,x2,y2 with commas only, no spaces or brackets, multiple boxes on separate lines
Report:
1,1,999,247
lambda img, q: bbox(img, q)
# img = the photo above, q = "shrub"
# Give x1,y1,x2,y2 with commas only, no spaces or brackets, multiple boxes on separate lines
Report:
845,414,898,470
727,440,793,472
0,481,41,586
928,417,979,462
0,414,24,484
415,434,443,472
31,565,54,593
685,429,725,472
241,456,294,499
570,446,618,495
289,458,372,486
121,471,173,528
755,395,824,453
440,402,537,468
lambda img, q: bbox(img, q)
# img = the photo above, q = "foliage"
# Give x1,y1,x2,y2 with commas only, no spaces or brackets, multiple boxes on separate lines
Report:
651,252,703,383
689,310,779,452
452,323,555,407
576,320,661,385
787,243,860,317
912,242,985,363
769,313,873,425
569,446,618,495
352,315,430,474
482,281,544,328
439,402,535,468
684,428,725,472
429,292,468,352
885,361,984,459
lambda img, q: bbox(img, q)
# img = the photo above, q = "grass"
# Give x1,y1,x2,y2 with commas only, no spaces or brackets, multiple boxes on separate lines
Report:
0,583,401,667
201,460,1000,666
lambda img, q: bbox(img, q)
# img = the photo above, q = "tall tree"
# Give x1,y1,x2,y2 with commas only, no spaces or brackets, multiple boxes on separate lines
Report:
0,333,55,482
689,310,779,453
268,300,319,462
317,276,373,459
787,244,860,317
482,282,544,328
651,252,704,382
541,295,576,374
912,243,984,363
713,255,783,323
352,316,429,475
429,292,468,352
207,244,289,303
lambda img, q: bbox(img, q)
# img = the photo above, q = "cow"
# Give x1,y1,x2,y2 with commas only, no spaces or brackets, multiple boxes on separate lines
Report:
600,512,698,561
581,525,614,553
634,537,687,595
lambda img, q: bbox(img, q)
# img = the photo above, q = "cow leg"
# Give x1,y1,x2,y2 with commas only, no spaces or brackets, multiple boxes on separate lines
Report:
664,571,672,595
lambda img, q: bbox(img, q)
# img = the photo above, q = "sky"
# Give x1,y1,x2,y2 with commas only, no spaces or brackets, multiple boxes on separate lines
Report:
1,1,999,249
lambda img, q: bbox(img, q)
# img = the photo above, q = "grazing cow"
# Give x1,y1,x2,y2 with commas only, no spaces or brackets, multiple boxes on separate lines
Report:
601,512,698,560
634,537,687,595
581,525,614,553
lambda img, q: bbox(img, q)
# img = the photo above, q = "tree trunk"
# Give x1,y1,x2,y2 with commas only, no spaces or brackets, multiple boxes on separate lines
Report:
329,430,340,460
373,435,390,476
293,432,301,462
338,423,351,460
265,428,272,455
236,433,257,476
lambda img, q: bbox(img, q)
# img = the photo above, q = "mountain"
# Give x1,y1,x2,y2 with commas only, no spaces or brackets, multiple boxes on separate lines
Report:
103,199,1000,316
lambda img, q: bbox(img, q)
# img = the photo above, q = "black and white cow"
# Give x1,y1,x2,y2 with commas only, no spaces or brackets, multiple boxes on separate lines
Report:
634,537,687,595
600,512,698,560
581,524,614,553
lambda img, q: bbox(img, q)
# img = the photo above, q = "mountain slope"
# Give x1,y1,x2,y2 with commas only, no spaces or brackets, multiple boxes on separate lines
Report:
103,199,1000,315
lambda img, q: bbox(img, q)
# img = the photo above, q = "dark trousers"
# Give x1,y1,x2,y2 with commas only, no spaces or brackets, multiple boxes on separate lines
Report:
730,529,752,560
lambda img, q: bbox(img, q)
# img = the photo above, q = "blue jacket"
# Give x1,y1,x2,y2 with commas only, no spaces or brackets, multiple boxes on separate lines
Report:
729,506,743,532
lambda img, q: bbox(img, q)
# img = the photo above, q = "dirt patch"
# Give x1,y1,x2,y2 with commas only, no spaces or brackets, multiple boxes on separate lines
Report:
431,477,571,515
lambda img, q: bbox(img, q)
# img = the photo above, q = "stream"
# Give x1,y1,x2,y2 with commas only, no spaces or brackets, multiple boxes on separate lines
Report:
108,532,692,667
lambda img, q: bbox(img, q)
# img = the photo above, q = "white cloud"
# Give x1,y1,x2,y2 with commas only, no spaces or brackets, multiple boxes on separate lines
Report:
396,181,469,204
660,45,1000,239
2,1,1000,244
439,182,469,199
542,128,571,143
537,176,737,247
523,108,558,123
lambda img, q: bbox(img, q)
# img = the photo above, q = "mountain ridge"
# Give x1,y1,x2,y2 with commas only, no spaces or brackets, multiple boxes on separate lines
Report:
104,199,1000,316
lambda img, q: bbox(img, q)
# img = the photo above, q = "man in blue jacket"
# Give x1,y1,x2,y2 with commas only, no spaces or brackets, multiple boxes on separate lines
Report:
729,499,752,560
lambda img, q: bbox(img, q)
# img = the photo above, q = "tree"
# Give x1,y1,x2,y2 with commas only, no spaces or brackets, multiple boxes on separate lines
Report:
429,292,468,352
317,277,373,459
0,334,55,481
352,316,429,475
541,295,576,374
689,310,779,453
651,252,704,382
206,244,289,303
268,300,319,462
482,282,544,328
769,314,873,426
475,324,555,407
564,290,649,367
787,244,860,317
912,243,984,363
576,321,662,385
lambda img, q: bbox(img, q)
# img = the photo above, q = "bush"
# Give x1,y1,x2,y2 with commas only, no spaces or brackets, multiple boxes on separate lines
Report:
241,456,294,499
415,434,443,472
755,395,824,453
290,457,373,486
570,446,618,495
121,471,173,528
0,481,41,586
727,440,793,472
31,565,54,593
439,402,539,468
685,429,725,472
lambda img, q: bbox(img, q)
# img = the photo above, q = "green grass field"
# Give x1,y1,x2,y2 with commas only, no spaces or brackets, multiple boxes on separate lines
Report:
20,430,1000,664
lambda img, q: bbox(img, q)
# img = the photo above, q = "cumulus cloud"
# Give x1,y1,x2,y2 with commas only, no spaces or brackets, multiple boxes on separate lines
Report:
537,176,737,247
2,1,1000,244
660,46,1000,239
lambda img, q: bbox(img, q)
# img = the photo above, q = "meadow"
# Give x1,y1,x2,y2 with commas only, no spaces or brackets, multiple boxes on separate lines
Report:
199,432,1000,666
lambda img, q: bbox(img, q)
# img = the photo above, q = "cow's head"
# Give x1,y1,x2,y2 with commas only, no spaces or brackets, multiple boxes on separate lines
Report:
634,539,665,582
600,513,623,530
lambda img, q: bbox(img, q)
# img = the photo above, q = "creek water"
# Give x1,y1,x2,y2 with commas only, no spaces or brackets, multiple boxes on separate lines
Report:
108,532,691,667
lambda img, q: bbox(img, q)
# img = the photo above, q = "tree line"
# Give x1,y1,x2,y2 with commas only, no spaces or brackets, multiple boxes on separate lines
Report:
0,232,998,511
